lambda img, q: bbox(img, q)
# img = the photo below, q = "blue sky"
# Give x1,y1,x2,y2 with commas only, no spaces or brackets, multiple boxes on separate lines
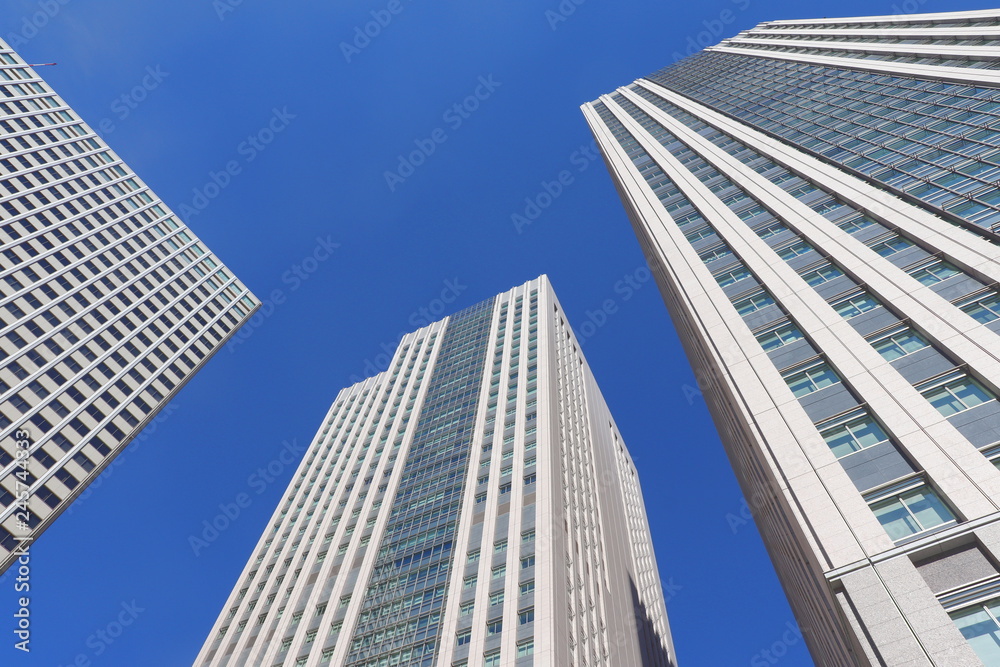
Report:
1,0,995,665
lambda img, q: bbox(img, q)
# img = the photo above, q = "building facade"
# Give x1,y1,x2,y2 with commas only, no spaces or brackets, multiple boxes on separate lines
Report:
0,41,258,572
195,276,675,667
583,9,1000,667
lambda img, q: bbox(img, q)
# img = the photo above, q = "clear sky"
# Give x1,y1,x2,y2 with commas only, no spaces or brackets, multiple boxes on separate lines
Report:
1,1,995,665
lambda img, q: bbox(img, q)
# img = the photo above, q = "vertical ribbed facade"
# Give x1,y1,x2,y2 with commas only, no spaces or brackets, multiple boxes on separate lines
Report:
584,9,1000,666
194,276,675,667
0,39,258,572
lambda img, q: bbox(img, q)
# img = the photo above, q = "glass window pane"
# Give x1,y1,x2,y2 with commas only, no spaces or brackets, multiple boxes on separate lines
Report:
901,488,954,531
871,497,920,540
849,419,889,449
951,606,1000,665
952,380,992,410
872,337,905,361
824,426,859,457
810,366,839,390
786,373,815,397
924,386,966,417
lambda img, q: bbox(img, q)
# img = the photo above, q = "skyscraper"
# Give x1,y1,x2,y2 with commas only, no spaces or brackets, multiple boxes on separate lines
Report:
583,9,1000,666
195,276,675,667
0,40,258,572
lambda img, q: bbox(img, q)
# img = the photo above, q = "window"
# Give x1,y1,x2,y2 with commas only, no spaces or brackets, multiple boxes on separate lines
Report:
776,239,812,259
754,321,804,351
867,483,955,541
869,235,913,256
523,473,537,485
869,327,929,361
782,361,839,397
832,292,880,318
492,565,506,579
518,607,535,625
520,580,535,596
489,591,504,606
836,214,876,233
520,555,535,569
908,260,960,286
800,262,844,286
714,266,752,287
468,550,481,564
460,601,475,616
464,575,477,590
521,529,535,543
949,597,1000,664
457,629,472,646
918,373,995,417
733,290,775,316
484,651,501,667
517,639,535,657
486,619,503,635
819,411,890,458
499,483,511,495
958,292,1000,323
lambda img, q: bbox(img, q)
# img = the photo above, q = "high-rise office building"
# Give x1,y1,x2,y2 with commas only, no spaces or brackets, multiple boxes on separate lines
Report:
583,9,1000,666
195,277,674,667
0,41,258,572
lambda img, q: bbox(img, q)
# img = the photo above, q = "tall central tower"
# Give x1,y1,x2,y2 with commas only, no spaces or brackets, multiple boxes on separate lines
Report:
194,276,675,667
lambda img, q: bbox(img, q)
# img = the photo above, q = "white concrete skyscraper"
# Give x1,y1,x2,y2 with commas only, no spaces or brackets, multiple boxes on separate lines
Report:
195,276,675,667
0,40,258,572
583,8,1000,666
